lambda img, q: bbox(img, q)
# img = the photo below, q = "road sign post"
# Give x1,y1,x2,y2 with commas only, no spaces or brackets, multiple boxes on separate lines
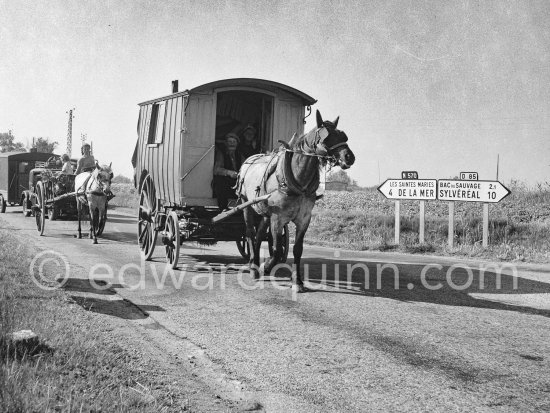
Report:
448,202,455,247
483,203,489,248
419,200,425,244
438,178,510,248
394,200,400,244
378,177,437,245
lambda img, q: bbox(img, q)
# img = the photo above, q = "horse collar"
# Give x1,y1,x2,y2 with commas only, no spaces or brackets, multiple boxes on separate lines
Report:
277,150,319,197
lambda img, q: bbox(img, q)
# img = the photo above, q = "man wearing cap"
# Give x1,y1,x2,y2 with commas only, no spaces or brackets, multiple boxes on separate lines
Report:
75,143,96,174
213,132,243,209
238,123,259,160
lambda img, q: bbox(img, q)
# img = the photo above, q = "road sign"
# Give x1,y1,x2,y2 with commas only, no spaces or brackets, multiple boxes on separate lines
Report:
378,179,437,200
438,180,510,203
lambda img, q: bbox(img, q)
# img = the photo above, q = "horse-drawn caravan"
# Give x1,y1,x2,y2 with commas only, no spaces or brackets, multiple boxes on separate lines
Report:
134,78,355,290
0,150,114,241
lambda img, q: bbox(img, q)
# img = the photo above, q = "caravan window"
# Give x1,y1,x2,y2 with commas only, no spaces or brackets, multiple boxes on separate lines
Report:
147,102,166,144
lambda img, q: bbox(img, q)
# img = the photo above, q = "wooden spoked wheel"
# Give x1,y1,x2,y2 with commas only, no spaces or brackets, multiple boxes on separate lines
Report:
138,176,158,260
236,236,251,261
164,211,180,269
268,224,290,263
35,181,46,236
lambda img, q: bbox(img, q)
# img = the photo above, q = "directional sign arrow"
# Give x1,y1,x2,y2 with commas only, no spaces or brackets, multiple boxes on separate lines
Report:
437,180,511,203
377,179,438,200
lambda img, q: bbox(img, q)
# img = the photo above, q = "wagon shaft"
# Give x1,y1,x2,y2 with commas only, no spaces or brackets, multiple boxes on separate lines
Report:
45,191,78,205
210,194,271,224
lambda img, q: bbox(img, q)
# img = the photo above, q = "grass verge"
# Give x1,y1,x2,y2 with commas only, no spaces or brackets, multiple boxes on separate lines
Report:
0,227,189,412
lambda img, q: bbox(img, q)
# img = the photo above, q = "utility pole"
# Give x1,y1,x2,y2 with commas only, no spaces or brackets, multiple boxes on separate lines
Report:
66,108,75,156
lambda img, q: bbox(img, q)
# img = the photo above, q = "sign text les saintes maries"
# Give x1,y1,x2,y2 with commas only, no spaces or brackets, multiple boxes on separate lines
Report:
377,178,437,200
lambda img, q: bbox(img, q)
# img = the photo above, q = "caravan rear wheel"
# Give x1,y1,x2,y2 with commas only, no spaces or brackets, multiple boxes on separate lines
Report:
137,175,158,260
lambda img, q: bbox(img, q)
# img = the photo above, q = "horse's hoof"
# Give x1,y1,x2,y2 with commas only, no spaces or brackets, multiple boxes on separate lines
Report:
78,235,82,239
93,240,98,245
292,284,307,294
250,268,260,280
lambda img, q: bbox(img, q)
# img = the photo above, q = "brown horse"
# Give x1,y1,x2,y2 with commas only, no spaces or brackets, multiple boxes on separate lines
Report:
237,110,355,292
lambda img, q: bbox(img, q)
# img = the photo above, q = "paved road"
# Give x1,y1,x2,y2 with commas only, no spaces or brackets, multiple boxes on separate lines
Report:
2,206,549,412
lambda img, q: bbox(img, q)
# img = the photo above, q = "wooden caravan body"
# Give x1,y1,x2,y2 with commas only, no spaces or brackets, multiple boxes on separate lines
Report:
0,151,55,204
133,78,316,207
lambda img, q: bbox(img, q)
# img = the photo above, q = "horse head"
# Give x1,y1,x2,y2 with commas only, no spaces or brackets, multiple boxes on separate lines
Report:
315,110,355,169
91,163,113,195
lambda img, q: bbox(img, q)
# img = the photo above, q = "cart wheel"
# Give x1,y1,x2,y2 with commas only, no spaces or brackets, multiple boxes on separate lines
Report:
138,175,158,260
0,194,6,213
236,236,251,261
96,202,107,236
164,211,180,269
22,193,31,217
268,224,290,263
49,204,59,221
35,182,46,236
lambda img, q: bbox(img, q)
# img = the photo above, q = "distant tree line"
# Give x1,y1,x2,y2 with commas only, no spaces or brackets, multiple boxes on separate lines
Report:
0,132,58,153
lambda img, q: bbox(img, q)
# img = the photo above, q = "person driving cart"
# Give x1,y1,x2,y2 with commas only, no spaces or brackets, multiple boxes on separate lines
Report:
213,132,242,210
75,143,96,174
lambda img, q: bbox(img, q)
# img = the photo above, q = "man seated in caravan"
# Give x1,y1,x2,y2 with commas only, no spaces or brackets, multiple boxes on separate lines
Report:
238,123,260,160
213,132,242,210
75,143,96,174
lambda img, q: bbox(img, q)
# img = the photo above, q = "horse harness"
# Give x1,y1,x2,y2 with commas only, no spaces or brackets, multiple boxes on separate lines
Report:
239,125,344,202
76,170,111,204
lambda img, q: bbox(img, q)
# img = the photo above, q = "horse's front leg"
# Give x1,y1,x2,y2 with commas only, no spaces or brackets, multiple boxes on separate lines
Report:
243,207,259,278
292,214,312,293
254,217,269,275
77,201,82,239
89,206,97,244
264,216,285,275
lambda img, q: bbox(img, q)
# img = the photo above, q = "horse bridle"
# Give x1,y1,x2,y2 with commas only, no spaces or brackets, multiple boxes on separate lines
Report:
283,125,348,167
86,170,111,196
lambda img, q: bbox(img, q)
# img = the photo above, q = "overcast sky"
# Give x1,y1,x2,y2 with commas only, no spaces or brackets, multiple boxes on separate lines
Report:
1,0,549,187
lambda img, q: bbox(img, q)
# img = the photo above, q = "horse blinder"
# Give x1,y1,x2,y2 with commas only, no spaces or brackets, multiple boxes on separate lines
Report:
315,127,330,156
